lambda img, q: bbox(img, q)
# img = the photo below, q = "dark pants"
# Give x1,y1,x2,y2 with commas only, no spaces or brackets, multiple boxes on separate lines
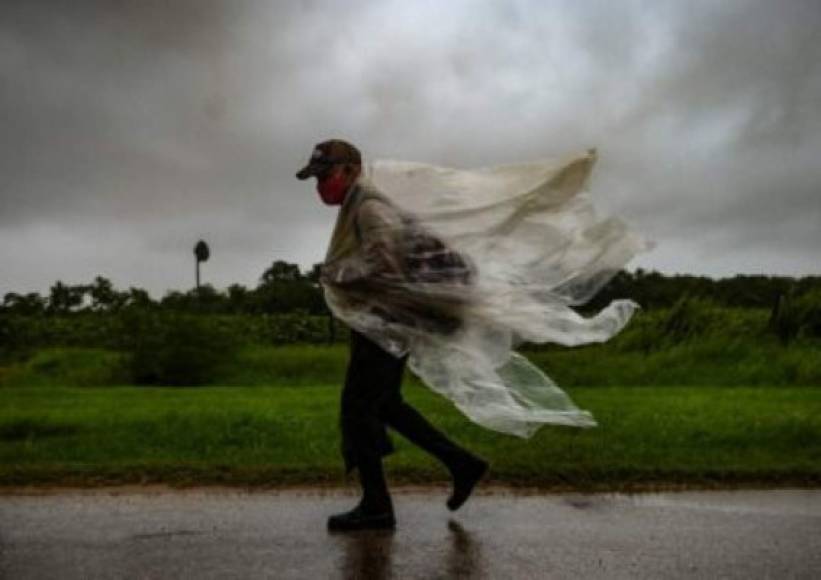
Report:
341,330,477,501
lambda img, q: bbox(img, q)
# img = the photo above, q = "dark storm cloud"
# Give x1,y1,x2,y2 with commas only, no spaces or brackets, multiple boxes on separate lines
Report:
1,0,820,296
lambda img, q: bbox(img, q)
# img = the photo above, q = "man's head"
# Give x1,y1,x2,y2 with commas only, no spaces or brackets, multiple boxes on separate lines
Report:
296,139,362,206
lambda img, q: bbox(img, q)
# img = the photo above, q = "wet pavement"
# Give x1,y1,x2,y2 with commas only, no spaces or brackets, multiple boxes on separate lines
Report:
1,487,819,579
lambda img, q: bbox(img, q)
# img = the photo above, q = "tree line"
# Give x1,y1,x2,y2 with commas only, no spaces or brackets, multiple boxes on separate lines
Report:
3,261,820,316
586,269,820,312
1,260,325,316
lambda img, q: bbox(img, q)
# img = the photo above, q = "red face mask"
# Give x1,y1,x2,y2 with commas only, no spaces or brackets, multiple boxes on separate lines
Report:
316,171,349,206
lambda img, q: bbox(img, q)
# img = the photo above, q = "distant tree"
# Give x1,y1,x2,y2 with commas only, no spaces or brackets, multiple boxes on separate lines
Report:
194,240,210,290
226,283,251,313
255,282,309,313
254,260,327,314
260,260,302,285
306,262,323,284
47,281,85,314
161,290,189,311
124,287,155,309
191,284,223,313
303,262,336,340
159,285,225,313
88,276,125,312
2,292,47,315
588,270,821,311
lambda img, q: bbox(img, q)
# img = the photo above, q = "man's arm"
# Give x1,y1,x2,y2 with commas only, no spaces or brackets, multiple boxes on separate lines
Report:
321,199,404,286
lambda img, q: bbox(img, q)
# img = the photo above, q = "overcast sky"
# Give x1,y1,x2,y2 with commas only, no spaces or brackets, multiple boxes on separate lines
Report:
2,0,820,298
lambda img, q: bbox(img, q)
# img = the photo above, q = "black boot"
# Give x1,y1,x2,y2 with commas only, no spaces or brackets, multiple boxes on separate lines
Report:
446,455,489,511
383,400,489,511
328,454,396,532
327,502,396,532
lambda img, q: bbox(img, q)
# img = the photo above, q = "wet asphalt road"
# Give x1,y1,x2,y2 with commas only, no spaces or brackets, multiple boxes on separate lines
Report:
1,488,819,579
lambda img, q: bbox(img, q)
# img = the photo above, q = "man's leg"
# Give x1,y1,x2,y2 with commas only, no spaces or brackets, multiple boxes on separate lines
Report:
349,328,489,511
328,331,403,531
328,428,396,531
379,396,488,510
339,379,395,477
342,401,394,513
380,397,474,470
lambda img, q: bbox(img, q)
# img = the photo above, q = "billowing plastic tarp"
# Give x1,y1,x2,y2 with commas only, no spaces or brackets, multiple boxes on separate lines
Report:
320,149,653,437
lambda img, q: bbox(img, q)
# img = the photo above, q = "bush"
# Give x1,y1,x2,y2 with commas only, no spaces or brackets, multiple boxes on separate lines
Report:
120,310,239,386
794,289,821,339
0,314,13,362
769,288,821,343
770,290,799,344
0,314,37,363
662,296,717,342
0,347,130,387
1,311,344,351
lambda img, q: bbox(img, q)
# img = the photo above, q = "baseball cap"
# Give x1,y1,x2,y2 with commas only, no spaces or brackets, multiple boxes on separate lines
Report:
295,139,362,180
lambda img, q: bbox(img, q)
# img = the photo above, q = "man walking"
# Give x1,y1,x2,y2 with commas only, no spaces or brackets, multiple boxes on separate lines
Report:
296,139,489,532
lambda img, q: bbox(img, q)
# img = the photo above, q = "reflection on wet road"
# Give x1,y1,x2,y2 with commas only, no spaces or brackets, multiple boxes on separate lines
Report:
1,488,819,579
332,519,483,579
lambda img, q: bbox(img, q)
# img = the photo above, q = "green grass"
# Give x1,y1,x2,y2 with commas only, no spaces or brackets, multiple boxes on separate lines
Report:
527,337,821,387
3,337,820,389
0,348,131,388
2,384,819,489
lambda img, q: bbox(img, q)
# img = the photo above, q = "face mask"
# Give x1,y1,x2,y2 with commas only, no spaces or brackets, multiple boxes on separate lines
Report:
317,171,349,205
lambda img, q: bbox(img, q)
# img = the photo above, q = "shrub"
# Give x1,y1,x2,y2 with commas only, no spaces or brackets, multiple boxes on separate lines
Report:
0,347,130,387
0,314,37,362
662,295,717,342
793,289,821,339
768,288,821,343
2,311,344,351
0,314,13,361
120,310,239,386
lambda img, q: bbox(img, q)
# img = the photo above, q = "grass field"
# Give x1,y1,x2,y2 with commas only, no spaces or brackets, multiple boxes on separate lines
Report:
2,383,819,489
4,336,821,389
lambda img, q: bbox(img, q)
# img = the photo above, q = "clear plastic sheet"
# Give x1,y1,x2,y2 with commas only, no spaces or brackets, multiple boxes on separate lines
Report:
321,149,653,437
